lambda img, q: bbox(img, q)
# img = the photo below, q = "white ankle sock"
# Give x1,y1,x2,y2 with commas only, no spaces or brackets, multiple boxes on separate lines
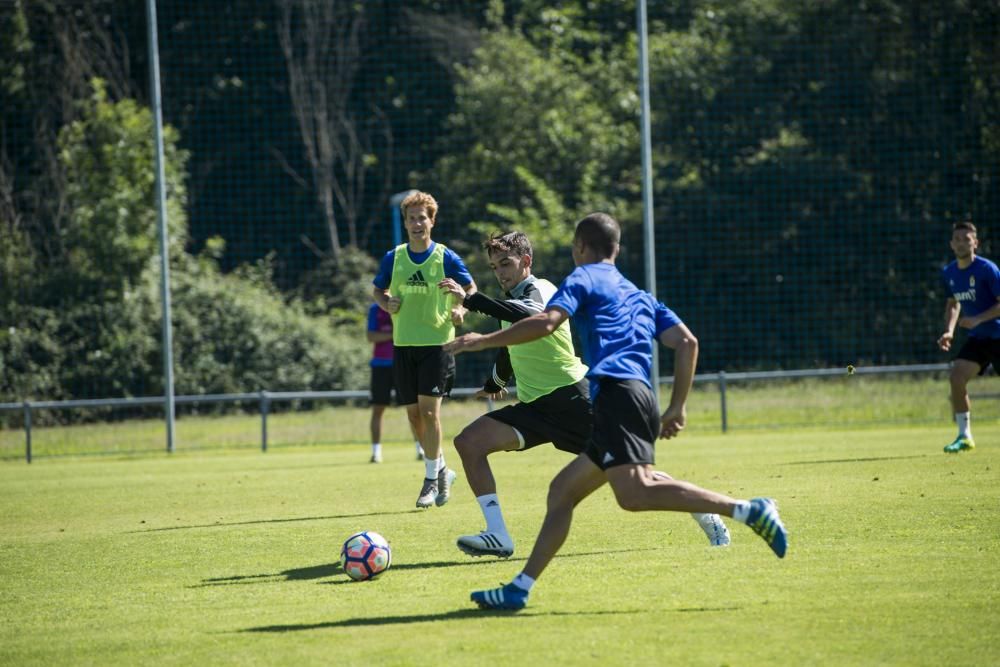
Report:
371,443,382,456
477,494,507,535
423,457,438,479
956,412,971,438
732,501,751,524
512,572,535,591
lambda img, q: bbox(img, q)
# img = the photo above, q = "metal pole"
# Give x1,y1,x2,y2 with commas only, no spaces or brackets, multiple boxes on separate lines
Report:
636,0,659,389
389,190,417,248
718,371,728,433
146,0,176,454
23,402,31,464
260,391,270,452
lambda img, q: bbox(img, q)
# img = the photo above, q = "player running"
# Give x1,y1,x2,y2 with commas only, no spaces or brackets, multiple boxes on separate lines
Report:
439,231,730,559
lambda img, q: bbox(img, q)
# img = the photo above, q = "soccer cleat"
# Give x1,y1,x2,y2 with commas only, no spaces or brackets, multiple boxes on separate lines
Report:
692,513,731,546
471,582,529,611
745,498,788,558
369,452,382,464
415,478,438,508
435,467,457,507
944,435,975,453
457,531,515,558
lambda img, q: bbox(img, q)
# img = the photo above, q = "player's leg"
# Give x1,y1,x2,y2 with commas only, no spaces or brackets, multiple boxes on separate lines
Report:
650,470,730,546
471,453,606,610
946,358,981,452
454,415,521,556
413,395,448,508
414,346,458,506
369,404,387,463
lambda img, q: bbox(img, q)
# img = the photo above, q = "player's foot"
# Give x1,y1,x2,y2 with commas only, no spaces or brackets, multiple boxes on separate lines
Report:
692,513,731,546
415,478,438,508
745,498,787,558
944,435,975,453
457,531,514,558
471,582,529,611
434,467,457,507
369,452,382,464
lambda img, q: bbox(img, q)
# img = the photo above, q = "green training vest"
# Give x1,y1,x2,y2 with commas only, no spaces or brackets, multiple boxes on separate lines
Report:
503,278,588,404
389,243,455,345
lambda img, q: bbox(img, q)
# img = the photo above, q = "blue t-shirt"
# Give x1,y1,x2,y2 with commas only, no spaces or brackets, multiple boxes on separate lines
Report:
941,256,1000,339
372,242,473,290
547,263,682,394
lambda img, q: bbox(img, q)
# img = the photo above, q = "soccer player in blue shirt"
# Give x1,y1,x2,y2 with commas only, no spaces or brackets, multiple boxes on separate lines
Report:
445,212,788,610
937,221,1000,453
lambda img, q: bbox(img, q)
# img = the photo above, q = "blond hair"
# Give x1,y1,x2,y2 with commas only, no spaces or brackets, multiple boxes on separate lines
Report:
400,191,438,221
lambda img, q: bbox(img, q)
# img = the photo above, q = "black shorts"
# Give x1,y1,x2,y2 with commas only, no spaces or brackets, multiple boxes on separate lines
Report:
369,365,396,406
584,378,659,471
956,336,1000,375
487,379,592,454
393,345,455,405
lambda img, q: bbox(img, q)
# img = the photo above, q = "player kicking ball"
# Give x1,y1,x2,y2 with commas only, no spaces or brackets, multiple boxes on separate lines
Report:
445,213,787,611
439,232,729,558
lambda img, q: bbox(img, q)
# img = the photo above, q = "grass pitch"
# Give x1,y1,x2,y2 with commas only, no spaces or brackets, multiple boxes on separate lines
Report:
1,421,998,666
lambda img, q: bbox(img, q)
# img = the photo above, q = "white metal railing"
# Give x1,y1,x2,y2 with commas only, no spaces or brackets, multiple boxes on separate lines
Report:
0,363,958,463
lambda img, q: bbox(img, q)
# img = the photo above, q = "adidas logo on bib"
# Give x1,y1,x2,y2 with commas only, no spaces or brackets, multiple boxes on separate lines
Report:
407,270,427,287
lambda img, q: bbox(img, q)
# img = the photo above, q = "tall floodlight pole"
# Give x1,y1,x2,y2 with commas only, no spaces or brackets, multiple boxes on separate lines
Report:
146,0,176,453
636,0,659,390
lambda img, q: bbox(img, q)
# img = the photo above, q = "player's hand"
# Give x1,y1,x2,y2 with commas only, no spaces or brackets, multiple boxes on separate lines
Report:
957,316,979,330
444,332,485,355
474,388,508,401
386,296,402,314
937,331,953,350
438,278,466,304
659,405,686,439
451,306,466,327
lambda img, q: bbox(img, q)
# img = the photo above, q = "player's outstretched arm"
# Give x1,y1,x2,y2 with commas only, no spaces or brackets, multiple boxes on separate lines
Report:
445,307,567,354
938,298,960,350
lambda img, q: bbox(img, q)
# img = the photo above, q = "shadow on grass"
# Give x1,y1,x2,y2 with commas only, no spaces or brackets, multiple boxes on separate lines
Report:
195,548,662,588
783,454,929,465
130,509,422,534
242,607,648,631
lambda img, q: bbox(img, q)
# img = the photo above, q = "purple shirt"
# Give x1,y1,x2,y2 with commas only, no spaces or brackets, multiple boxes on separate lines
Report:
367,303,394,367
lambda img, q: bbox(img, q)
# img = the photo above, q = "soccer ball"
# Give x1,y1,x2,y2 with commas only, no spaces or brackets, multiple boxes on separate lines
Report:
340,531,392,581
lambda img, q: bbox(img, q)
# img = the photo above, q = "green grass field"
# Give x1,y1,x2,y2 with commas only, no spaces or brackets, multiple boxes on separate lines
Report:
2,416,998,665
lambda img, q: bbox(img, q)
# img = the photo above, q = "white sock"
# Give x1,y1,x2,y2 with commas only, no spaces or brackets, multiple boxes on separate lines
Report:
477,494,508,536
423,456,438,479
371,443,382,456
732,501,751,524
512,572,535,592
437,453,447,474
956,412,972,438
415,441,424,455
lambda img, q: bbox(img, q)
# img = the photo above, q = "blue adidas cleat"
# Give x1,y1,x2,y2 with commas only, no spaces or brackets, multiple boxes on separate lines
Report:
746,498,788,558
471,582,529,610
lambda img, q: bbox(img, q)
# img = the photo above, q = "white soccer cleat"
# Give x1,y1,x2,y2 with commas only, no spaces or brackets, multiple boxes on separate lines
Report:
456,531,514,558
692,512,731,546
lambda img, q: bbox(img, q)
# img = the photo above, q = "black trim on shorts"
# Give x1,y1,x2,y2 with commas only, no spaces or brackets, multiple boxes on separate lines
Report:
486,379,592,454
392,345,456,405
584,378,659,471
956,336,1000,375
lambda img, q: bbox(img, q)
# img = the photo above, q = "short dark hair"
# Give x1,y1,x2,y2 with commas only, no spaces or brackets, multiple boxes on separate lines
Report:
953,221,977,235
482,231,532,259
574,213,620,259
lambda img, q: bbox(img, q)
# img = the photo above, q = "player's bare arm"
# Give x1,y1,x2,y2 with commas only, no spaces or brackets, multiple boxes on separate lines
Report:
444,307,568,354
938,298,960,350
372,286,401,314
658,322,699,439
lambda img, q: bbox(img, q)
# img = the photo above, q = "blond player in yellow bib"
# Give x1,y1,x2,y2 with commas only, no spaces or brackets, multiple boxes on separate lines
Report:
372,191,477,508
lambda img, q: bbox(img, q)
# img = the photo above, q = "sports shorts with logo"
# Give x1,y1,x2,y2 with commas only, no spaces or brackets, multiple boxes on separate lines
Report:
584,378,658,471
369,365,397,406
393,345,455,405
956,336,1000,375
487,379,592,454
